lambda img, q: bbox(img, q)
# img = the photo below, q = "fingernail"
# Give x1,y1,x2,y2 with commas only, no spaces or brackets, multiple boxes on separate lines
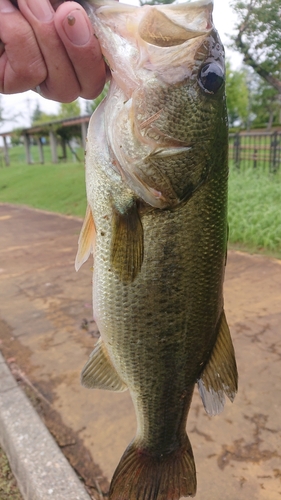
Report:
0,0,16,13
25,0,54,22
63,9,91,46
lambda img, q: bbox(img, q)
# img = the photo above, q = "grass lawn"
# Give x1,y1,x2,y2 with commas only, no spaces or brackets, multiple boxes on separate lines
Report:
1,144,280,259
228,167,281,259
0,145,87,217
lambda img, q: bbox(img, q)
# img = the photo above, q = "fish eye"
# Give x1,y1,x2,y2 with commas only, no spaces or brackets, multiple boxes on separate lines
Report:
198,63,224,94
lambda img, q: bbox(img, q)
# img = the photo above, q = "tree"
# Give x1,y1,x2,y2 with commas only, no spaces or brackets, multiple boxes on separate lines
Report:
31,102,42,124
0,95,20,130
226,61,281,130
31,102,57,126
225,61,249,127
58,99,81,119
84,83,110,115
249,75,281,129
231,0,281,94
34,112,59,124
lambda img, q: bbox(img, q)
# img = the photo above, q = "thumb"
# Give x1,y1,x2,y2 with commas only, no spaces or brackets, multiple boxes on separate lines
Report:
54,1,106,99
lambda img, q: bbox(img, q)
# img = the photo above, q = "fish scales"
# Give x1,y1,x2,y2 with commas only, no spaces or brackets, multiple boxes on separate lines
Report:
76,0,238,498
132,82,219,198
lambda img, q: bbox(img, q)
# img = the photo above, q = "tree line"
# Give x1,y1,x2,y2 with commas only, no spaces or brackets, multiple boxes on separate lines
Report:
228,0,281,129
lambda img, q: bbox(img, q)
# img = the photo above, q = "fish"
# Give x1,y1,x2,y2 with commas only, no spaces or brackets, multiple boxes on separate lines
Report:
75,0,238,498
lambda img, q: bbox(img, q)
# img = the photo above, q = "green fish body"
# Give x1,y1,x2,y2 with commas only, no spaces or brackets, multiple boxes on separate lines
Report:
76,1,238,498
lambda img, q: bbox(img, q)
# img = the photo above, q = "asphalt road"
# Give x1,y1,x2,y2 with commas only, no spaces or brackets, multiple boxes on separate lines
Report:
0,203,281,500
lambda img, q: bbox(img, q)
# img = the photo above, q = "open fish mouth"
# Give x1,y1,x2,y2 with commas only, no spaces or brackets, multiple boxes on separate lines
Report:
95,0,214,45
132,0,214,48
84,0,222,90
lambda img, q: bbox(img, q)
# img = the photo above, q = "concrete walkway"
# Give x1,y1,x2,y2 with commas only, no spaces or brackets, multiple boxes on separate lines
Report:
0,203,281,500
0,351,91,500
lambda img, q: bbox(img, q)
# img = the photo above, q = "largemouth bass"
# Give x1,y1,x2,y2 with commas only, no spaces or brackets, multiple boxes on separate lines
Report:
75,0,238,498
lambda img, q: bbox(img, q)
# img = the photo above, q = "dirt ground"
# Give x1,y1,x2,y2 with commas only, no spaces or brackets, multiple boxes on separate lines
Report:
0,203,281,500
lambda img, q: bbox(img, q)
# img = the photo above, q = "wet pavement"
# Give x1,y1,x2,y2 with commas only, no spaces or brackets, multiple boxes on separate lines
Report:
0,203,281,500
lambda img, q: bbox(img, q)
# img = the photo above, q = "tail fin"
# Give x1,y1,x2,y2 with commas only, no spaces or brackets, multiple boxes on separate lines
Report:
109,436,196,500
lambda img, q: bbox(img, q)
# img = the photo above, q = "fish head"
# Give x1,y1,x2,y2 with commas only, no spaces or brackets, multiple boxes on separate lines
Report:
86,0,225,92
86,0,228,208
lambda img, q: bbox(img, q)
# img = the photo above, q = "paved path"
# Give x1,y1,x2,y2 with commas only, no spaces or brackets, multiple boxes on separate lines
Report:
0,203,281,500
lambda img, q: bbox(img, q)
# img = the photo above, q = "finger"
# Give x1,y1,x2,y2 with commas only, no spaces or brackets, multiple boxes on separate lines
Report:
9,1,65,12
0,0,47,93
17,0,81,102
54,2,106,100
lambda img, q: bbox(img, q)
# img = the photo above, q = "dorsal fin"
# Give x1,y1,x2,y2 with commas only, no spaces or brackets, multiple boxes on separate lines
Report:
75,205,96,271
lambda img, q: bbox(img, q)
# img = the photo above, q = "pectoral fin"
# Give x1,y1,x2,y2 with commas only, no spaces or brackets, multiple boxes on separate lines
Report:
197,310,238,416
81,339,127,392
111,198,144,284
75,205,96,271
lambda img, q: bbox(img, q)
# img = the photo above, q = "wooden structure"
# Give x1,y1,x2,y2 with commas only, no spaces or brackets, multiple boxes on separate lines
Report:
0,115,90,166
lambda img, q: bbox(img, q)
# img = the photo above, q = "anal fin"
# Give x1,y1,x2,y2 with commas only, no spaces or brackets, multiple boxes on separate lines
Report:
75,204,96,271
111,197,143,284
197,310,238,416
81,339,127,392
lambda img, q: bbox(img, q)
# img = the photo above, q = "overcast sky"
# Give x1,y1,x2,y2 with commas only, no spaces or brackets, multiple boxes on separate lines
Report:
0,0,242,136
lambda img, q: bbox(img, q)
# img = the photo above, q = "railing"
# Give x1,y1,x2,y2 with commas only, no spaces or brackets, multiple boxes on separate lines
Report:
229,131,281,172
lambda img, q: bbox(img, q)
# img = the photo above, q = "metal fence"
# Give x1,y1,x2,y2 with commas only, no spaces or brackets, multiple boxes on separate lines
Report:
229,131,281,172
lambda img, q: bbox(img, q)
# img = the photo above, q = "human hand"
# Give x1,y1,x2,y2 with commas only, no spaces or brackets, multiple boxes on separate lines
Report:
0,0,106,102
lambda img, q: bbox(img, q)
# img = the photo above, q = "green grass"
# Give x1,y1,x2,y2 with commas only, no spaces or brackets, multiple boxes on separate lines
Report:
0,446,23,500
228,167,281,258
0,145,87,217
1,145,281,259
